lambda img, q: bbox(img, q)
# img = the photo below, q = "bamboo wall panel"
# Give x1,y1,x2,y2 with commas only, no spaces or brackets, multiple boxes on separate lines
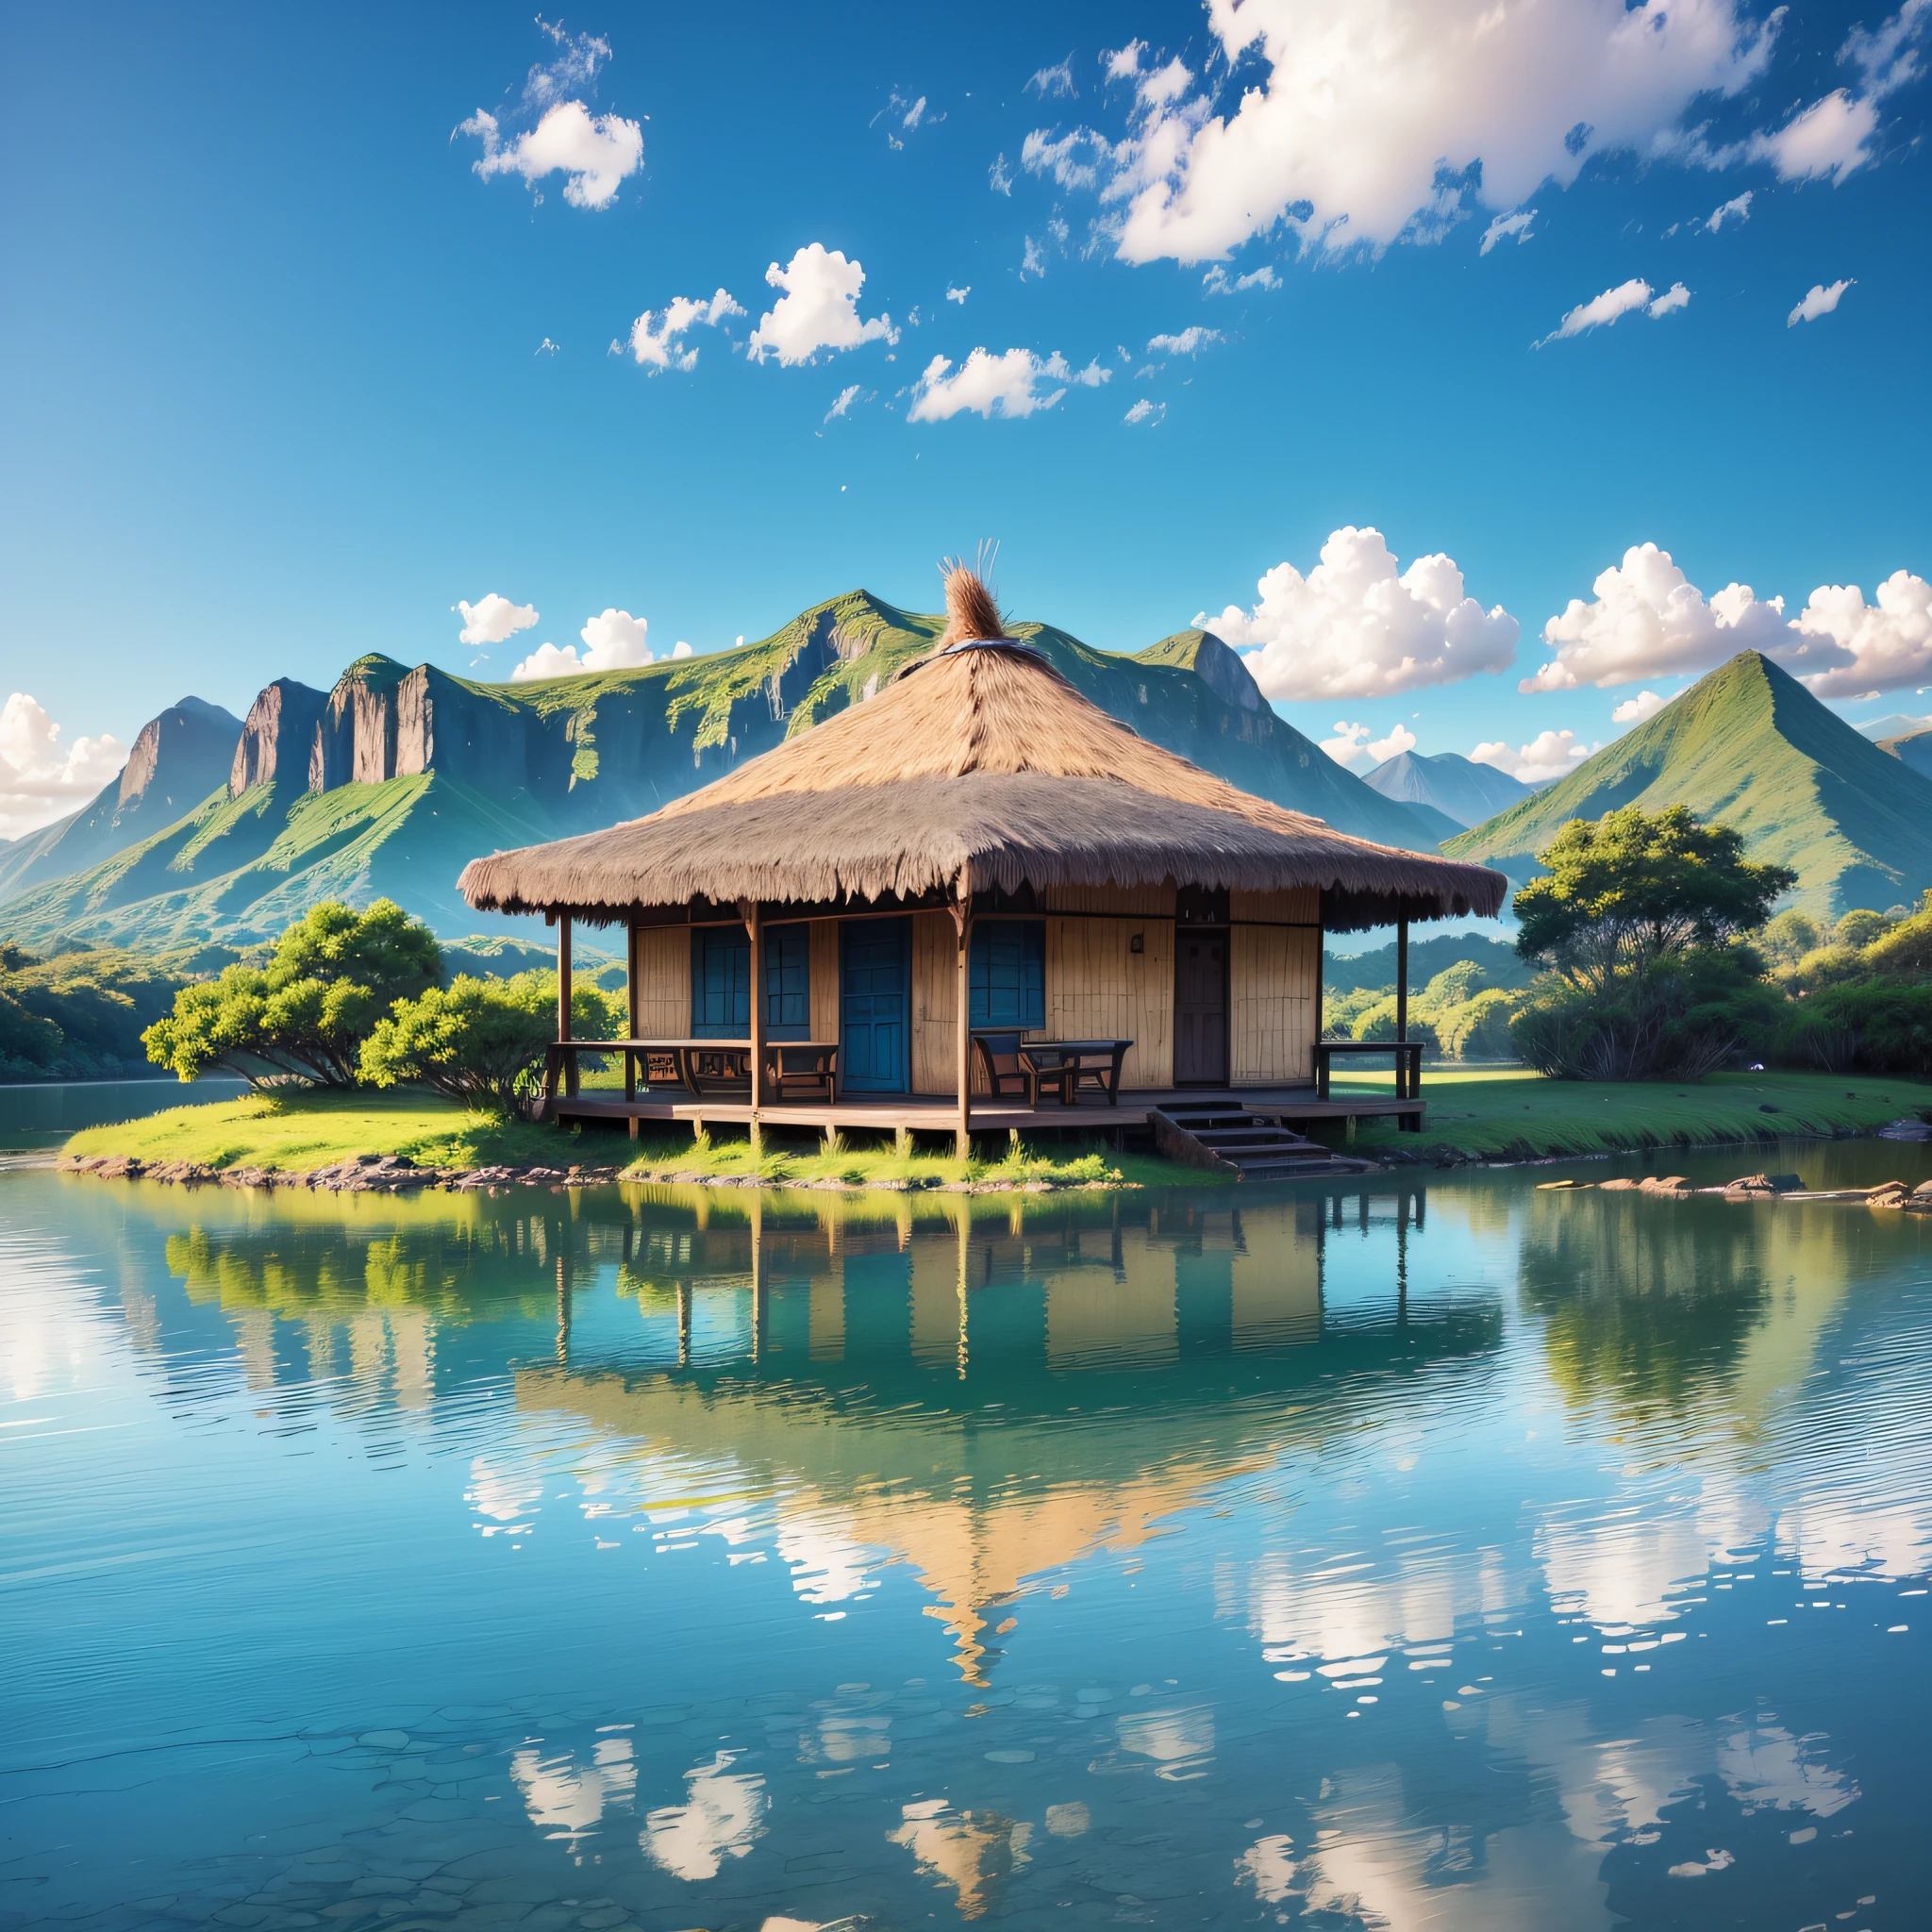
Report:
1230,886,1321,924
910,910,959,1096
809,920,841,1047
1046,881,1178,917
1044,916,1174,1088
1229,924,1319,1083
631,924,691,1038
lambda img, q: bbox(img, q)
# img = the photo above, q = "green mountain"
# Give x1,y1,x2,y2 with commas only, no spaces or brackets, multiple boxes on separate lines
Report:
1444,650,1932,920
1361,748,1541,829
0,591,1440,949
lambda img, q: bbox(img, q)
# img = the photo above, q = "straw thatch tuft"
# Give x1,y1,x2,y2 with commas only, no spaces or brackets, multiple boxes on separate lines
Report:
458,612,1508,931
937,559,1006,646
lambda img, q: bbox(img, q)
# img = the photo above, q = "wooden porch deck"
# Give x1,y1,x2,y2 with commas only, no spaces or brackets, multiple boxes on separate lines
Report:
547,1084,1424,1137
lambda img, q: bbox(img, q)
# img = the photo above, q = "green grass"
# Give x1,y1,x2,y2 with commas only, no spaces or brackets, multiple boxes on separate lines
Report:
60,1090,1174,1189
63,1090,571,1173
1330,1066,1932,1158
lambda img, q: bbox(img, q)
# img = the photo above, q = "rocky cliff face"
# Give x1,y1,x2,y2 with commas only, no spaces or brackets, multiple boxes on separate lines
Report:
230,678,328,795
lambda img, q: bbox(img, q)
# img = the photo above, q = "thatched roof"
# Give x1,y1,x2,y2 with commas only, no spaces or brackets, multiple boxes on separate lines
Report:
458,574,1507,932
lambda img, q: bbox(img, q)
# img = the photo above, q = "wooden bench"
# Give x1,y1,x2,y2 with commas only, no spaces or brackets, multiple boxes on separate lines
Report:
542,1040,840,1107
973,1034,1132,1108
1314,1040,1424,1120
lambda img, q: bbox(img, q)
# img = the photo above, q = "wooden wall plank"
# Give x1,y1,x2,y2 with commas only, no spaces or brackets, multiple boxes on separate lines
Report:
1044,915,1174,1088
1230,924,1318,1083
809,920,841,1047
910,910,957,1096
1046,881,1178,917
1229,886,1321,924
633,924,691,1038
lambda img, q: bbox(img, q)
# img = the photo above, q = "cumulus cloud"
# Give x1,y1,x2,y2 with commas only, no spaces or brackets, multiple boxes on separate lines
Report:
908,348,1081,422
747,245,896,366
1479,208,1537,254
1789,279,1855,325
1522,542,1794,691
620,288,743,371
1536,277,1690,344
1146,325,1221,357
0,694,126,838
1048,0,1779,267
461,98,643,210
1321,721,1418,769
1612,689,1669,724
457,593,539,646
1789,573,1932,699
1202,262,1279,293
511,608,655,681
1196,526,1520,702
671,640,694,659
1471,729,1593,784
1123,398,1164,425
1705,190,1753,230
1027,55,1077,99
945,283,970,304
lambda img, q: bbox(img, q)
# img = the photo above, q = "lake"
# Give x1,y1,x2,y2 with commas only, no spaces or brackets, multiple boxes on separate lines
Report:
4,1142,1928,1931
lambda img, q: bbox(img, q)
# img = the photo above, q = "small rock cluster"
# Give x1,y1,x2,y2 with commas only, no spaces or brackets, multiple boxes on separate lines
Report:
60,1152,625,1194
1538,1168,1932,1209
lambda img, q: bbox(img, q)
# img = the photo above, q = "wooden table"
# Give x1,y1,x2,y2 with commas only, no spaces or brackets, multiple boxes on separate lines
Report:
1313,1040,1424,1101
1020,1039,1133,1106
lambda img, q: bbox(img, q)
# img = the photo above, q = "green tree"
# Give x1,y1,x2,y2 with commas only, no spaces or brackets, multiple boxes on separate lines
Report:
143,900,441,1087
360,971,619,1115
1833,908,1896,949
1510,807,1793,1080
1758,908,1823,970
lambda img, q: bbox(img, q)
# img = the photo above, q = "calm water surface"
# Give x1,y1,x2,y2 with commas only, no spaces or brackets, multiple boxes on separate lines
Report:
4,1143,1931,1931
0,1079,247,1154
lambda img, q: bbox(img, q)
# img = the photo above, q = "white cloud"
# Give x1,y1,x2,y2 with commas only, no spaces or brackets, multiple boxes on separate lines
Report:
990,152,1013,194
1536,276,1690,345
908,348,1076,422
1788,278,1854,326
1020,235,1046,278
621,288,743,372
671,640,694,659
1788,573,1932,699
457,592,539,646
1146,325,1221,357
1103,42,1148,85
945,283,970,304
1027,56,1077,99
824,384,862,422
1472,729,1593,783
1612,689,1668,724
1123,398,1164,425
1069,358,1111,387
1202,262,1279,293
461,100,644,209
1197,526,1521,702
1523,542,1793,690
510,608,653,681
1319,721,1418,770
747,245,896,366
1060,0,1778,267
0,694,126,839
1479,208,1537,254
1022,126,1115,192
1705,190,1753,229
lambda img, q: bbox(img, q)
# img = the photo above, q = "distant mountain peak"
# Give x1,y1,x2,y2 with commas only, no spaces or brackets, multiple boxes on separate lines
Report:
1362,748,1538,829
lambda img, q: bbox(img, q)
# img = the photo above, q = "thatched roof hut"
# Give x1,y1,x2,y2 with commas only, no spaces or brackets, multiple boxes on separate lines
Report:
458,573,1506,932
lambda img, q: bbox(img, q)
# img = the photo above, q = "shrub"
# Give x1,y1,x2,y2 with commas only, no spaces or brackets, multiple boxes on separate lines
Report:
144,899,441,1087
1436,986,1519,1059
1786,981,1932,1075
360,971,619,1115
1833,908,1897,949
1759,908,1823,970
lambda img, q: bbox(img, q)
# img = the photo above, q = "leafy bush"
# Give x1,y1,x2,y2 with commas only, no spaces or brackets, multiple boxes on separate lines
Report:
0,944,202,1079
1435,986,1519,1059
144,900,441,1087
1759,908,1824,970
360,971,619,1115
1834,908,1898,948
1783,980,1932,1074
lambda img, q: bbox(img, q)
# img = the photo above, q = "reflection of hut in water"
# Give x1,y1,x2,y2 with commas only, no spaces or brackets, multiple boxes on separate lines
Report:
519,1188,1499,1681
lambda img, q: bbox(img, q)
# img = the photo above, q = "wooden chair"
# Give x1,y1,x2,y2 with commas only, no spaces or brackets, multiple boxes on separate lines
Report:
764,1043,839,1102
971,1032,1074,1108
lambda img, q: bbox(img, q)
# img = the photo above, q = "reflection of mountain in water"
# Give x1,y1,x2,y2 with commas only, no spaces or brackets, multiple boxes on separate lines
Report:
518,1186,1503,1679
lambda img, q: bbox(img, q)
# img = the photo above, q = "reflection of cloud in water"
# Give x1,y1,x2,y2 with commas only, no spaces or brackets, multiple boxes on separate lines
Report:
510,1732,635,1840
1236,1832,1297,1904
888,1800,1031,1920
641,1749,767,1881
1114,1703,1215,1779
775,1518,876,1605
1537,1480,1764,1628
1717,1721,1858,1817
1249,1541,1518,1663
467,1451,544,1527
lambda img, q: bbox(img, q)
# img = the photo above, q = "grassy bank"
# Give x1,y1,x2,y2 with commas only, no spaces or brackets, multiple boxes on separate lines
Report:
60,1090,1175,1189
1336,1067,1932,1158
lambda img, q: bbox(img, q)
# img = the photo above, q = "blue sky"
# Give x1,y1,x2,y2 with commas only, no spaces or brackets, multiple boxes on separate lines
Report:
2,0,1928,832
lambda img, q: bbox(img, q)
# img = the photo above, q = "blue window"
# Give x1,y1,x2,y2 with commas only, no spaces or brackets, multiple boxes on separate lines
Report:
692,927,750,1037
970,920,1045,1030
765,924,810,1040
693,924,811,1038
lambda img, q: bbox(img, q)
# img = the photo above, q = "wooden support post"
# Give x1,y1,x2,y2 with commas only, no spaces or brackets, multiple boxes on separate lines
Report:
954,898,973,1161
895,1125,911,1158
557,912,577,1098
744,900,764,1155
625,916,641,1139
1394,916,1408,1066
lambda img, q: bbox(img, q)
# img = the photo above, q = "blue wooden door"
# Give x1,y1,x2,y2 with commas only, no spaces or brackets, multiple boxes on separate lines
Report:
841,919,909,1091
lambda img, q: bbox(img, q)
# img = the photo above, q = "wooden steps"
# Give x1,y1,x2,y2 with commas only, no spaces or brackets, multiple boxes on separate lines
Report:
1149,1103,1377,1181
